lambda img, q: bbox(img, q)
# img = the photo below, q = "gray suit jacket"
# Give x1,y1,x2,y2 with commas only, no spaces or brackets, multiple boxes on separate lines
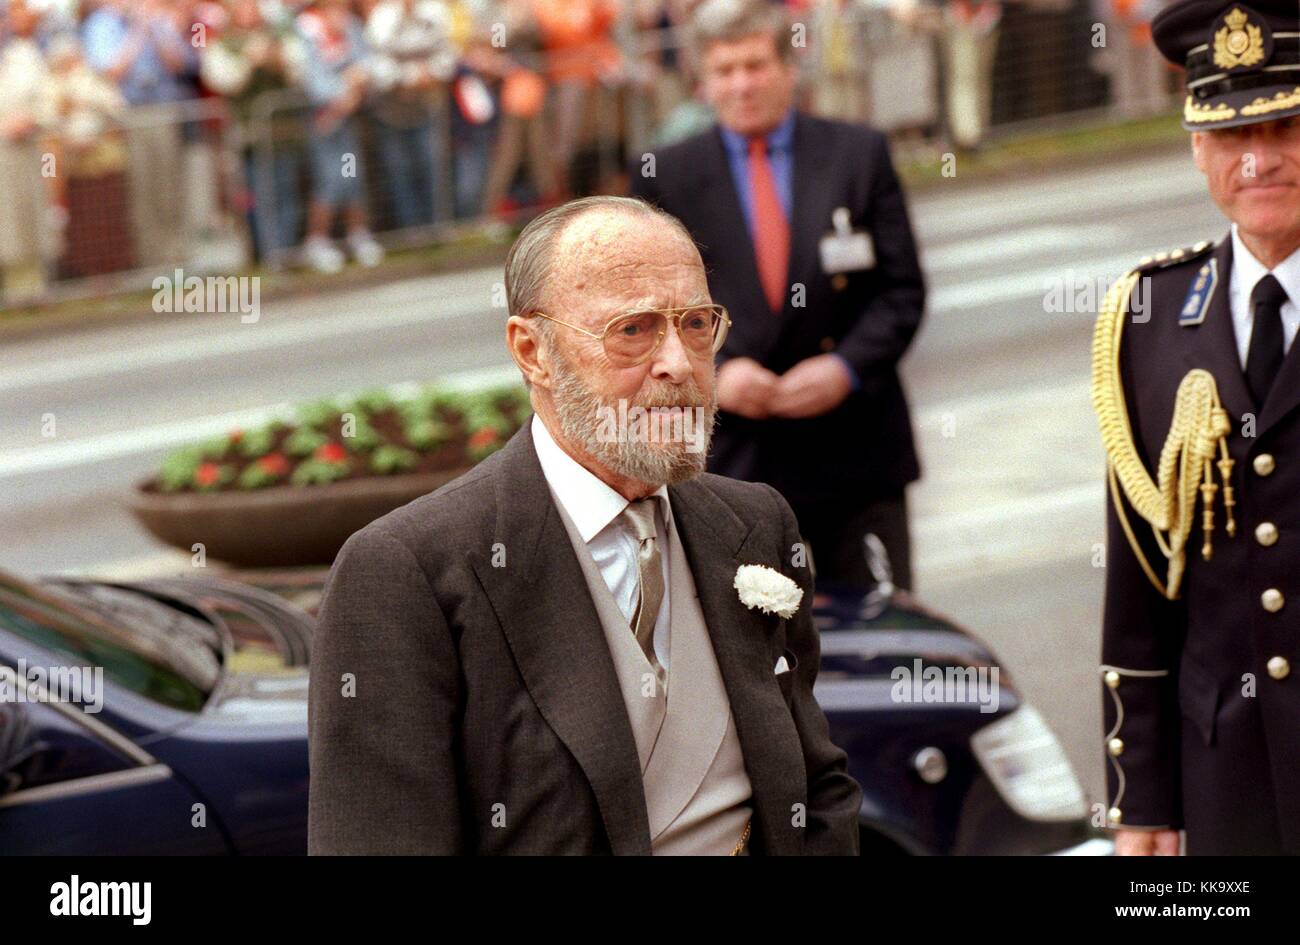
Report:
307,421,863,854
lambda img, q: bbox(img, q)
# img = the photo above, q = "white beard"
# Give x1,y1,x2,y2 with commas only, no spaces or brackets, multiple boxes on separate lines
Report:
549,348,717,487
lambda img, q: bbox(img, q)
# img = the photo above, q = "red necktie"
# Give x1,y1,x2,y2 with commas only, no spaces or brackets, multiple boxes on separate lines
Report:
748,136,790,313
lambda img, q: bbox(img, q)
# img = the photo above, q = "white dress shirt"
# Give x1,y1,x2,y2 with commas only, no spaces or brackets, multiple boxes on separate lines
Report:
1228,224,1300,369
531,414,672,671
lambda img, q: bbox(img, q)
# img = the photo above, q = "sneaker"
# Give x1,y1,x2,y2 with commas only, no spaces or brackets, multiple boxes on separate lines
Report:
346,230,385,268
302,236,345,274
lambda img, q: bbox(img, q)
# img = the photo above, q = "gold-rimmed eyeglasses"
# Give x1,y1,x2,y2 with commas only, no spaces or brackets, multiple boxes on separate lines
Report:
530,303,731,368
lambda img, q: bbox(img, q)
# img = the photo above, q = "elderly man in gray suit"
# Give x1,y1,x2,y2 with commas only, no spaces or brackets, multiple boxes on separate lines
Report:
308,195,863,855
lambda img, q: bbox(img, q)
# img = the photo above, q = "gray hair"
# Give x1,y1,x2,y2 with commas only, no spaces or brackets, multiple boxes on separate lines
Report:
503,195,696,324
688,0,793,65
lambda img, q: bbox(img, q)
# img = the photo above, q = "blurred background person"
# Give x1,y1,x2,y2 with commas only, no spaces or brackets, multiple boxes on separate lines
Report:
201,0,307,262
805,0,876,123
365,0,458,229
633,0,702,131
445,0,505,220
177,0,230,248
295,0,385,272
479,0,558,218
631,0,926,590
43,32,134,278
938,0,1002,151
82,0,197,269
1090,0,1170,119
0,0,59,306
532,0,623,199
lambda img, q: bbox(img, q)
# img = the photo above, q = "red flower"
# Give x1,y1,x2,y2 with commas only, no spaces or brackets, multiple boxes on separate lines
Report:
195,462,222,487
469,428,499,449
314,442,348,464
257,453,290,476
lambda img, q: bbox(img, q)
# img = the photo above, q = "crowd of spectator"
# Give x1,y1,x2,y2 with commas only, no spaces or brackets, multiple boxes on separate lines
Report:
0,0,1171,305
0,0,752,301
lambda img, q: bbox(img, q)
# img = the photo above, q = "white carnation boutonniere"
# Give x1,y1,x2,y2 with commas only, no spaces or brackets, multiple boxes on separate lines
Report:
733,564,803,619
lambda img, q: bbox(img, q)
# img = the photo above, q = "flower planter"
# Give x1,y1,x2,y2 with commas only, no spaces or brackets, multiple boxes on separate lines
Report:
127,467,470,568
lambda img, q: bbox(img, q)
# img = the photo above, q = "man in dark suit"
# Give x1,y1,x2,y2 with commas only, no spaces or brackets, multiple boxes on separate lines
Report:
630,0,926,590
308,195,862,854
1091,0,1300,855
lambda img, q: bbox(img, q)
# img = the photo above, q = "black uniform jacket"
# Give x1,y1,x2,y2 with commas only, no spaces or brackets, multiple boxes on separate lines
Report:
1100,235,1300,855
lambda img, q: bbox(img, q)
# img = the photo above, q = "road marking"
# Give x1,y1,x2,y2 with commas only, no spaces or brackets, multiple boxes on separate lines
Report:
922,225,1121,274
0,268,503,395
928,252,1141,312
912,158,1203,242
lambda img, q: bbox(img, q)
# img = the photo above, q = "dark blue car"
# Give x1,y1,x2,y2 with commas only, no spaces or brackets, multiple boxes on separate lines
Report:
0,559,1107,855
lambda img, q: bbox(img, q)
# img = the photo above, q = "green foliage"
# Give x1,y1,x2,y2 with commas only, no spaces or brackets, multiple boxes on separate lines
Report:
349,389,396,415
404,416,452,450
159,447,205,492
290,458,352,486
284,426,329,457
153,382,532,493
340,415,382,451
238,463,281,489
295,399,341,428
198,435,231,460
370,445,419,475
409,385,463,420
460,391,513,436
236,426,277,457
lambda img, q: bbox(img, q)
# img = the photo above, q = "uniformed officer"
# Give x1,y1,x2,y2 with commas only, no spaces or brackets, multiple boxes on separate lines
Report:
1093,0,1300,855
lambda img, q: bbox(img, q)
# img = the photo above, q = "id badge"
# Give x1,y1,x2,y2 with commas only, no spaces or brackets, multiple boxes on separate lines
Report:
818,207,875,274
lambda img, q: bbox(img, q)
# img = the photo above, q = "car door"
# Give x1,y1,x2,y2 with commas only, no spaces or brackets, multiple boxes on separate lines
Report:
0,667,231,855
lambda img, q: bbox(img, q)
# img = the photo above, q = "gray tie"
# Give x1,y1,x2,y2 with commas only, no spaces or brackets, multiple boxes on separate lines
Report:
622,497,665,679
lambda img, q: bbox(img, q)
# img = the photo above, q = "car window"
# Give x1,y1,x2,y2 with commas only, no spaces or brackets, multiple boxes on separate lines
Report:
0,575,214,713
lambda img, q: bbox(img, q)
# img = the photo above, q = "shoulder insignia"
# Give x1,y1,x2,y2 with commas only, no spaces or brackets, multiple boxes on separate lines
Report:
1178,257,1219,326
1135,239,1214,274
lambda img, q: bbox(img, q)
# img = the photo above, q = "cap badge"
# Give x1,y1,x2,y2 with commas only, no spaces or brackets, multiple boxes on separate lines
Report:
1213,7,1267,70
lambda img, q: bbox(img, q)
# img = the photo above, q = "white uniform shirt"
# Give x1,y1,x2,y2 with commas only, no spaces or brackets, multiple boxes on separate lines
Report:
1228,224,1300,369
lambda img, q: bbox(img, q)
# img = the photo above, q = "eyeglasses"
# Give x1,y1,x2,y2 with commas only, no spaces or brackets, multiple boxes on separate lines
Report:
531,303,731,368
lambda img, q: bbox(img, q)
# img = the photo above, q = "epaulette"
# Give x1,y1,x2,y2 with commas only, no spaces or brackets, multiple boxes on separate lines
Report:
1134,239,1214,274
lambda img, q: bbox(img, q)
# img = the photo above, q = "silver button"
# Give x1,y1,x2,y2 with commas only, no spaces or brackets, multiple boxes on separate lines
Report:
1256,522,1279,546
1254,453,1276,476
1268,656,1291,680
1262,588,1285,613
912,746,948,784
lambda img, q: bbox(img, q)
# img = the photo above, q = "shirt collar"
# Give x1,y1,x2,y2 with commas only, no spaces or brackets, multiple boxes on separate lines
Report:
719,108,796,157
530,413,671,544
1231,223,1300,306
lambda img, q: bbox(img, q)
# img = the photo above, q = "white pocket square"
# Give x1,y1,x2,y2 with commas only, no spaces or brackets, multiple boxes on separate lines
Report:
774,656,790,675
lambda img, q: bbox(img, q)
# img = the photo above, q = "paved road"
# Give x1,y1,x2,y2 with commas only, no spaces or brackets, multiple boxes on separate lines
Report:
0,145,1225,812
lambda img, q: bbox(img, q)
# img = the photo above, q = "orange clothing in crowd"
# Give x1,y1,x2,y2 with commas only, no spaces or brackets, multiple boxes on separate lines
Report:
532,0,621,84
